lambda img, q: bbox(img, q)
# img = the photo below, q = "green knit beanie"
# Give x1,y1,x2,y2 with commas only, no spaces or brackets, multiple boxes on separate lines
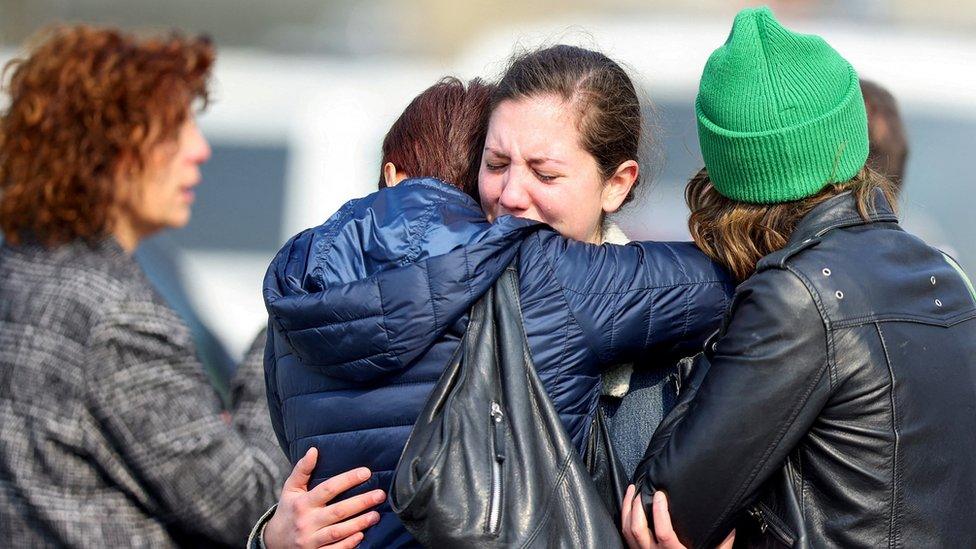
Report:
696,6,869,204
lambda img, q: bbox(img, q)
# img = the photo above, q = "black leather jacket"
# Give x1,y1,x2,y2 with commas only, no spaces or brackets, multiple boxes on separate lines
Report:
634,190,976,548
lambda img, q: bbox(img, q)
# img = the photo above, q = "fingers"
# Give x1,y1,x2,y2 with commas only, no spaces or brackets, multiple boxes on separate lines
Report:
650,491,685,549
315,489,385,527
308,467,372,506
314,511,380,547
283,447,318,493
621,485,636,547
323,531,364,549
629,489,654,548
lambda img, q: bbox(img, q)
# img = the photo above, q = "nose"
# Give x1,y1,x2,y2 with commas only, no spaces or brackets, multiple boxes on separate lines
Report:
497,170,532,215
186,118,211,165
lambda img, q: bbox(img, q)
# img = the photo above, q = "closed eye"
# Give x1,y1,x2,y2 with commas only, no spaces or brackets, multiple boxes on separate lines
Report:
534,170,558,182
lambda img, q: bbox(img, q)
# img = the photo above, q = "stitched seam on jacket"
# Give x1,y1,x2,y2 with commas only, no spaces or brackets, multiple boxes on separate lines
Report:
282,377,443,402
642,289,656,352
521,453,574,548
292,422,415,441
559,279,729,295
875,322,901,549
810,213,899,238
405,203,441,265
424,261,440,335
787,264,837,390
532,232,591,371
609,291,619,360
797,449,807,533
293,348,392,369
284,312,384,331
463,246,473,304
831,310,976,329
374,279,402,372
662,243,693,347
310,200,358,286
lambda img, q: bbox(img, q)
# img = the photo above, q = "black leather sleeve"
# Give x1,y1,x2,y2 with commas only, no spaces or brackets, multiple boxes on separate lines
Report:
633,268,831,549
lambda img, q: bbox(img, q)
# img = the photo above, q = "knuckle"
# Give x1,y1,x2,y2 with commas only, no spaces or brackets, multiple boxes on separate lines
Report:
323,505,340,524
319,485,338,503
327,525,344,542
354,497,375,513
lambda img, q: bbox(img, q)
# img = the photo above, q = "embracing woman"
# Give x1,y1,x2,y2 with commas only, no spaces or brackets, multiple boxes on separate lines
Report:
258,46,733,548
623,8,976,548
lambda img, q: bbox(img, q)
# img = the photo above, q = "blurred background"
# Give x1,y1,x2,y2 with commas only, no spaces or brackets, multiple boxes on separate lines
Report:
1,0,973,383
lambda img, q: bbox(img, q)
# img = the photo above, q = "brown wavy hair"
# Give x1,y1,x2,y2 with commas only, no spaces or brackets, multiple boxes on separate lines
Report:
686,167,897,283
0,25,214,247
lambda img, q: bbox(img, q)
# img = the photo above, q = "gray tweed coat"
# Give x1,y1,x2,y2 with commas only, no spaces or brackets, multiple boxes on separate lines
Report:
0,239,288,547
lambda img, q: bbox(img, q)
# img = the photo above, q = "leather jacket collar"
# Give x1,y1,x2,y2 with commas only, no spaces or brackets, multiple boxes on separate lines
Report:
788,187,898,245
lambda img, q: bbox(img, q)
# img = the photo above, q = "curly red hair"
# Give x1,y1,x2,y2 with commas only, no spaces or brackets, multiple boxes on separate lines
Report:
0,25,214,247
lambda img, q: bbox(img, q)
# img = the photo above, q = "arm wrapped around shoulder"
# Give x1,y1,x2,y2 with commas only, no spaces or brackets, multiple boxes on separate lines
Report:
523,231,734,367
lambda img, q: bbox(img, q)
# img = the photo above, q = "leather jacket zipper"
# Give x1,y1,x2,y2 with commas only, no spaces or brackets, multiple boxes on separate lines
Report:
669,370,682,398
488,401,506,535
748,505,795,546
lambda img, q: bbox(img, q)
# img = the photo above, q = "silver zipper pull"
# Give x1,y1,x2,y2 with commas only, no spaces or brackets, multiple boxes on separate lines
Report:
748,507,769,534
490,401,505,462
491,401,503,421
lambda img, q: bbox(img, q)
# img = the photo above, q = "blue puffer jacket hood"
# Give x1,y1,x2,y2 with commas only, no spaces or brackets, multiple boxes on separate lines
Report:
263,178,733,548
264,178,537,384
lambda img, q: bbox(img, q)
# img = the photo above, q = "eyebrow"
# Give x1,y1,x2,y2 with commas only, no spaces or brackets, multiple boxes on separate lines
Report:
483,147,509,160
483,147,566,167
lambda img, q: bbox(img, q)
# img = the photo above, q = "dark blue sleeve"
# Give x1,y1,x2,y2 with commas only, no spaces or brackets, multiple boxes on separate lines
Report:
521,231,733,368
263,321,290,461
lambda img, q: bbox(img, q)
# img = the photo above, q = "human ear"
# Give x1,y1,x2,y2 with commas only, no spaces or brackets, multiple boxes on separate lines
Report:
383,162,399,187
601,159,639,214
383,162,410,188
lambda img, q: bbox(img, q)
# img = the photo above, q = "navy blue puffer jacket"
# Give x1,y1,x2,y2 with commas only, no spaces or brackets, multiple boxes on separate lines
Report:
263,178,733,547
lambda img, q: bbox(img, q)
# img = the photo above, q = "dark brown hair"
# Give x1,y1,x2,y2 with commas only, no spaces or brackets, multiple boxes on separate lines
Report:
379,77,494,198
686,167,897,283
0,25,214,247
860,79,909,193
492,44,644,206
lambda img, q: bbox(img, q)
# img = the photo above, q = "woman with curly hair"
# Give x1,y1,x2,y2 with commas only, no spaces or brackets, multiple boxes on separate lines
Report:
0,26,301,547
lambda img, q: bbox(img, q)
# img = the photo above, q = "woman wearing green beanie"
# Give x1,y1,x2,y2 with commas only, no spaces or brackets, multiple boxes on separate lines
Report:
623,6,976,549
